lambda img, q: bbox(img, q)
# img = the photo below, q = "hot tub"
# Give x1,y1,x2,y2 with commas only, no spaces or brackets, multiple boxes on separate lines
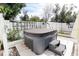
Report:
24,28,57,55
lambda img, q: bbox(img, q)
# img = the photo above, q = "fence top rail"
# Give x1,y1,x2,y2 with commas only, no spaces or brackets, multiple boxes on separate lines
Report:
10,21,46,23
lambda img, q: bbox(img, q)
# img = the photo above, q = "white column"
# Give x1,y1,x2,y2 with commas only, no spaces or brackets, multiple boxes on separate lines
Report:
0,13,9,56
71,15,79,41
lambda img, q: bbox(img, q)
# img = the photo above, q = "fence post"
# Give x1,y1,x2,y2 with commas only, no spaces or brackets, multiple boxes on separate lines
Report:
24,21,25,30
21,22,22,30
0,13,9,56
12,22,14,30
16,22,18,31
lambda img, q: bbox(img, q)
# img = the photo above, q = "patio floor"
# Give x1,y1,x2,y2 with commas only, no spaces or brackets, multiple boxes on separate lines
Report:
72,42,79,56
8,36,78,56
58,36,79,56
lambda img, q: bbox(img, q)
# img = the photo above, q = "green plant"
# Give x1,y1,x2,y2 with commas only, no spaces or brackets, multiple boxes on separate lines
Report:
30,16,47,22
1,43,4,50
0,40,4,50
51,4,77,23
20,14,29,21
0,40,1,50
52,4,60,22
0,40,1,43
0,3,26,20
59,30,70,35
40,18,47,22
7,30,21,42
30,16,40,22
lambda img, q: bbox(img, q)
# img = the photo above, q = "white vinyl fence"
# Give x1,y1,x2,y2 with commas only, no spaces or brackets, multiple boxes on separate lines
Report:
47,22,74,33
4,20,47,33
4,20,74,33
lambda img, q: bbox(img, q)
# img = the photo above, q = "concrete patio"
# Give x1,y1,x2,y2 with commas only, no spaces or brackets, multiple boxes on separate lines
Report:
8,36,78,56
0,13,79,56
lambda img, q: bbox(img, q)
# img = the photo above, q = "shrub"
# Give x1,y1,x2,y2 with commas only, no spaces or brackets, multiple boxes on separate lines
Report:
1,43,4,50
0,40,4,50
7,29,21,42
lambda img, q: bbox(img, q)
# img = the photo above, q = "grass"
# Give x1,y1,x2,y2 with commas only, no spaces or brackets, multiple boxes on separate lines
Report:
59,31,70,35
58,31,71,38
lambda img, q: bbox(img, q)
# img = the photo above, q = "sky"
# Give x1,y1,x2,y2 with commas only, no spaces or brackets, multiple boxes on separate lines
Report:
24,3,79,17
15,0,79,21
0,0,79,4
21,3,45,18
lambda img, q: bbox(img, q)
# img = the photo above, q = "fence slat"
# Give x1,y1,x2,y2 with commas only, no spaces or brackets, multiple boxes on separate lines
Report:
9,21,46,31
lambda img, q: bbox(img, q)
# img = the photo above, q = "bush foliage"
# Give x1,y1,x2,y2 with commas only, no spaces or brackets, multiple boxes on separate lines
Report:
7,29,21,42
